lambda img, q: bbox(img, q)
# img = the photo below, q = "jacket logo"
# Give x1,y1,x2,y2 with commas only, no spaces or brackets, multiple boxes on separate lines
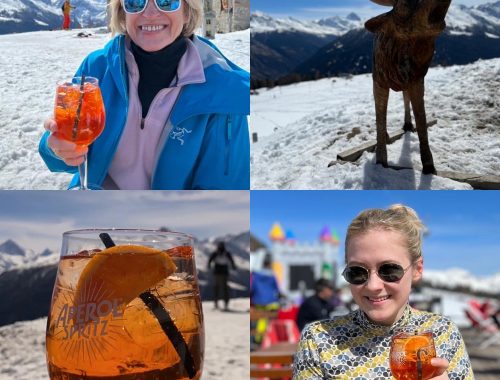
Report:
169,127,192,146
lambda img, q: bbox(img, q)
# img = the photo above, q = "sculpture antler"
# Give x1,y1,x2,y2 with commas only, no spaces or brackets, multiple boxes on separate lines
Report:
369,0,395,6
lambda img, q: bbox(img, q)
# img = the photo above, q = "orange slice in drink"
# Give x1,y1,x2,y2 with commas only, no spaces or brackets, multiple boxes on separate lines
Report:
404,335,433,360
72,244,176,323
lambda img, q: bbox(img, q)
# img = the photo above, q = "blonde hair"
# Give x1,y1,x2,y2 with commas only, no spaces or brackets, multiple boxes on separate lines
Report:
345,204,425,262
108,0,203,37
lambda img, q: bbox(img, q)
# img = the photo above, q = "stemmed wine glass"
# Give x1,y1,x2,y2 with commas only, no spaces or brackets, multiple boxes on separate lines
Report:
53,76,105,190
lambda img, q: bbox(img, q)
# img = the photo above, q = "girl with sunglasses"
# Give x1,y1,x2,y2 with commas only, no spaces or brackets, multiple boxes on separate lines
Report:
40,0,249,190
293,204,474,380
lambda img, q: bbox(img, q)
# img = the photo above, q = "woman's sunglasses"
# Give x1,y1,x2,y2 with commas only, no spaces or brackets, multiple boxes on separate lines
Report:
121,0,182,14
342,263,413,285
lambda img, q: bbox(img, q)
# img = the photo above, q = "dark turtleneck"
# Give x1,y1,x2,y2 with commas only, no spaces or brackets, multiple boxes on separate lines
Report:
130,36,188,119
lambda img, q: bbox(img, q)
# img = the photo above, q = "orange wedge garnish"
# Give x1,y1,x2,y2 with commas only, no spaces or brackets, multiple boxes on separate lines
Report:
404,336,433,359
73,244,176,323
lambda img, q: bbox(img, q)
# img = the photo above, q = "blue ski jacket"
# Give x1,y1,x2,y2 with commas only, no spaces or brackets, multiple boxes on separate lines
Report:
39,34,250,189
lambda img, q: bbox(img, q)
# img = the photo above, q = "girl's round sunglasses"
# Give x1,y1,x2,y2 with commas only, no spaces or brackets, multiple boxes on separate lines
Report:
121,0,182,14
342,263,413,285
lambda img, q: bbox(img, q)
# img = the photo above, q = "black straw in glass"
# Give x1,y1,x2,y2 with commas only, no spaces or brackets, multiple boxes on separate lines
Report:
99,232,196,378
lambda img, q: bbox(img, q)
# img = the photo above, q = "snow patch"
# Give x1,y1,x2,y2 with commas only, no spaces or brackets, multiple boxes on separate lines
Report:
251,58,500,190
0,28,249,189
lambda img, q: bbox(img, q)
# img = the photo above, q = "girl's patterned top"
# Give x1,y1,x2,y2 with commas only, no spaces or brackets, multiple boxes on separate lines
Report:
293,305,474,380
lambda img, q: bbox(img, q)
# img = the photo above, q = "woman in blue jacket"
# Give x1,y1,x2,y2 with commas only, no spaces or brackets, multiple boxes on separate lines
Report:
40,0,249,190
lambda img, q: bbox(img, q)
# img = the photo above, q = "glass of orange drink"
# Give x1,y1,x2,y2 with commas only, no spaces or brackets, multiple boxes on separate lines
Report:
390,329,436,380
54,76,105,190
46,229,204,379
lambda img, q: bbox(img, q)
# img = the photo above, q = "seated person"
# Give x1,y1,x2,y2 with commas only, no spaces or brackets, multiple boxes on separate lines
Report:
296,278,336,331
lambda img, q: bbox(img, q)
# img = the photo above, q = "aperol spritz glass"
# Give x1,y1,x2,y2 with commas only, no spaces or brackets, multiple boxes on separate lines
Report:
46,229,204,379
54,76,105,190
390,329,436,380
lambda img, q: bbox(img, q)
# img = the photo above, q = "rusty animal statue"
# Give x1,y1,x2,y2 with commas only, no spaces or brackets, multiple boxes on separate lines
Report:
365,0,451,174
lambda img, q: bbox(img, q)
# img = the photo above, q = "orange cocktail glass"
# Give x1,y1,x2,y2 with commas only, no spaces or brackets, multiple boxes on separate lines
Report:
54,76,105,189
390,329,436,380
46,229,204,379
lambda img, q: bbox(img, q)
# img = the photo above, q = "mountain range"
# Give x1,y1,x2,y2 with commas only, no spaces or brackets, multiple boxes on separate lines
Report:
251,12,360,83
0,0,107,35
0,232,250,327
0,239,56,273
251,1,500,87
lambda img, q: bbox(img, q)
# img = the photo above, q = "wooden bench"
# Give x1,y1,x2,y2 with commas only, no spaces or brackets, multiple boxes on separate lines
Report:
250,308,279,322
250,351,294,379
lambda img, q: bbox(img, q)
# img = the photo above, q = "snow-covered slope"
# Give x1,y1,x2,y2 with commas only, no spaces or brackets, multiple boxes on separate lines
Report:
0,231,250,276
251,11,363,36
251,2,500,83
0,0,107,34
0,232,249,327
0,239,57,273
424,268,500,294
251,58,500,190
0,28,249,190
251,2,500,36
446,1,500,36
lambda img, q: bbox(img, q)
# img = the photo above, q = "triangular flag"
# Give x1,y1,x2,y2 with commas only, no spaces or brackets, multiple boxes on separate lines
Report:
269,222,285,241
320,225,332,242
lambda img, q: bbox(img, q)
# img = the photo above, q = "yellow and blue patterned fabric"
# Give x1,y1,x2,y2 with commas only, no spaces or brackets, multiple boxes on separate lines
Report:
293,304,474,380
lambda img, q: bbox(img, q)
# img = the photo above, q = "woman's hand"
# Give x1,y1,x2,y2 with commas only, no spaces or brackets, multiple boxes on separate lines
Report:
430,358,450,379
44,118,88,166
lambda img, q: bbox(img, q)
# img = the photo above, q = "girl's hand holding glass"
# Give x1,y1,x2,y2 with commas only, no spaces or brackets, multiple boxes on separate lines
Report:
429,358,450,380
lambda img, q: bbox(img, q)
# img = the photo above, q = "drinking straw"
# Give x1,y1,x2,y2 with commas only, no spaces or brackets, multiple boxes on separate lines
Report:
416,348,423,380
72,74,85,140
99,232,197,378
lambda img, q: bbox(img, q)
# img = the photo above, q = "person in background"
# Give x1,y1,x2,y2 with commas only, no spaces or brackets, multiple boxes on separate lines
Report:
296,278,336,332
251,255,282,309
208,241,236,311
41,0,250,190
293,204,474,380
250,254,283,346
62,0,76,30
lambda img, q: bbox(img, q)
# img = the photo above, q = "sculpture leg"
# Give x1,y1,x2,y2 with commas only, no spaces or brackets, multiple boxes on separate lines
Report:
374,81,389,167
408,80,436,175
403,91,414,132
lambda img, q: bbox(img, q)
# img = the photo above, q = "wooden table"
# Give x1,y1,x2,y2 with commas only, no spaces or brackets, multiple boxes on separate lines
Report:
250,342,298,379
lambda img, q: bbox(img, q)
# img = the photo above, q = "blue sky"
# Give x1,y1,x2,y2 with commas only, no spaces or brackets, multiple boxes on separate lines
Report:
252,0,494,20
251,191,500,276
0,191,249,253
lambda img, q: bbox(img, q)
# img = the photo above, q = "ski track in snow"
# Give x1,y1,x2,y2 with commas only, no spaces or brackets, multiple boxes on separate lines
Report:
0,28,249,190
251,58,500,189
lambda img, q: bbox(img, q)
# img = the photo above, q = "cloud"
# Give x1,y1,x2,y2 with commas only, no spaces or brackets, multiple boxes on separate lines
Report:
0,191,249,252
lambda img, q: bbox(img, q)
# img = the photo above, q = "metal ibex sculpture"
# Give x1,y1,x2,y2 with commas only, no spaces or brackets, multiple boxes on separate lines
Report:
366,0,451,174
